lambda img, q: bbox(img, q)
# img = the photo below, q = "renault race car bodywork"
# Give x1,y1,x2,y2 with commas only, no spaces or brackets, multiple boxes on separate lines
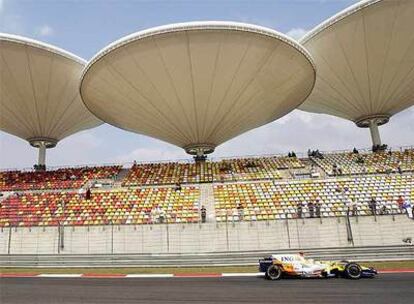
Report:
259,254,377,280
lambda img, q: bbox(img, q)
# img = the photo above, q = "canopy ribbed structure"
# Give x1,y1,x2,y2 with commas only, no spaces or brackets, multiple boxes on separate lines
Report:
80,21,316,157
299,0,414,147
0,34,102,166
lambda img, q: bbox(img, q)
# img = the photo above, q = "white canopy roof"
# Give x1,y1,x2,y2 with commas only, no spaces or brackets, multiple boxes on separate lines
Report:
80,21,316,155
299,0,414,127
0,34,101,146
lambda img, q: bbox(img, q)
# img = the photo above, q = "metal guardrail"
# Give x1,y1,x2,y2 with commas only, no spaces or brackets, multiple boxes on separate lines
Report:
1,245,412,268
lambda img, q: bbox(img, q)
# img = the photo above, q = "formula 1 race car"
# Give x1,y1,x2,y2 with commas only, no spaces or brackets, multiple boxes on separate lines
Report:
259,253,377,280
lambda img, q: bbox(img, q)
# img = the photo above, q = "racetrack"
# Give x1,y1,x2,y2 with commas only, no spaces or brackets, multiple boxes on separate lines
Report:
1,273,413,304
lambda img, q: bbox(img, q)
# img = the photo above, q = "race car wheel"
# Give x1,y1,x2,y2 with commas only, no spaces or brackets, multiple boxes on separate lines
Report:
266,265,282,280
345,263,362,279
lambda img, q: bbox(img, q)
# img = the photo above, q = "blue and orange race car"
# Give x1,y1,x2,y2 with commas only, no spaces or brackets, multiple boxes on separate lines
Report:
259,253,377,280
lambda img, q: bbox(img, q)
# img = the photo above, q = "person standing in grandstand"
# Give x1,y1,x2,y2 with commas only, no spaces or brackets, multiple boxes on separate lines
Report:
397,161,403,174
403,199,413,219
347,198,356,216
296,201,302,219
369,197,377,215
308,201,315,218
85,187,91,200
201,205,207,223
237,203,244,220
158,207,165,224
315,199,321,218
397,195,405,213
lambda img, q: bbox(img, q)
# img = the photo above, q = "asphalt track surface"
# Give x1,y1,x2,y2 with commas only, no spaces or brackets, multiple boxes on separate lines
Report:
1,273,413,304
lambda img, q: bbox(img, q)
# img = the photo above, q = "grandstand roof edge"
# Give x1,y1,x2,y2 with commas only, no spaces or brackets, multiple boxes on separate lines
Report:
300,0,382,44
81,21,316,85
0,33,87,65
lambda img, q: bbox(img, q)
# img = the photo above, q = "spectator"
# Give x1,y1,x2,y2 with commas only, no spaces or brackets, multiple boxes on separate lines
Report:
380,199,390,215
397,161,403,175
175,182,182,192
354,200,360,216
315,199,321,218
308,201,315,218
237,203,244,220
370,198,377,216
158,207,165,224
337,164,343,175
332,163,338,176
201,205,207,223
85,188,91,200
397,195,405,213
297,201,302,219
302,200,308,217
151,206,158,224
347,198,356,216
403,199,413,219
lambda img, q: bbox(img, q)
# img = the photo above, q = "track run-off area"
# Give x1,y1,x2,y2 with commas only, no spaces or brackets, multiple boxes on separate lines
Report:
1,273,413,304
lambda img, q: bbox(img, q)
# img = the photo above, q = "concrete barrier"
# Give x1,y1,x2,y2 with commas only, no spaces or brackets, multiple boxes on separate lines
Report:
0,215,412,255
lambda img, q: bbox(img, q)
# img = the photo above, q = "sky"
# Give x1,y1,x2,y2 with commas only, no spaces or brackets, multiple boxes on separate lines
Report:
0,0,413,169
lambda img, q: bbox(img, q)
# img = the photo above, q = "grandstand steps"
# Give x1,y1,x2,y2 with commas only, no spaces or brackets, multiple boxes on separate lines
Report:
0,191,13,203
113,168,130,186
199,184,215,222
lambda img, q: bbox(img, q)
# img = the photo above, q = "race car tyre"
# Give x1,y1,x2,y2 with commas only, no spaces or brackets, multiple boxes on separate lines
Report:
345,263,362,279
266,265,282,280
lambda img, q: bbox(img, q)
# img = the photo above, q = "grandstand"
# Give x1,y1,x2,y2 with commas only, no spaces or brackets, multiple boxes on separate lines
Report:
0,165,121,191
1,148,413,228
311,149,414,176
0,186,199,227
122,156,304,186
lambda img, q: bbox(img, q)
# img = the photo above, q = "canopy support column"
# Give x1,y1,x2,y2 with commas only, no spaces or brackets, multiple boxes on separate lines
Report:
184,143,215,162
355,114,389,148
28,137,58,169
368,120,381,147
38,142,47,166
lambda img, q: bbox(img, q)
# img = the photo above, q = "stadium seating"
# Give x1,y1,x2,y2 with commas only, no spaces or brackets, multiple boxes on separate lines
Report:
0,186,200,227
214,174,413,222
122,156,304,186
0,165,122,191
311,149,414,176
1,148,413,228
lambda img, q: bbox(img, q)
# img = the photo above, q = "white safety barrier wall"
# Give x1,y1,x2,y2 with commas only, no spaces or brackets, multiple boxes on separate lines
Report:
0,215,413,254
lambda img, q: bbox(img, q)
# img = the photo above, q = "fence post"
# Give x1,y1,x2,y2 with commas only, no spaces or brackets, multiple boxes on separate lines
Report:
166,222,170,253
345,214,354,246
285,215,291,249
61,201,65,251
295,218,301,249
225,214,229,251
111,221,114,255
57,225,60,254
7,226,12,254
